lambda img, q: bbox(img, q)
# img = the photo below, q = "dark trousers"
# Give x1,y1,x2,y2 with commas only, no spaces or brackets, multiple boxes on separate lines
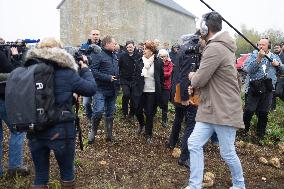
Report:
121,84,135,116
168,106,187,147
179,105,197,161
136,92,157,137
275,77,284,101
161,89,170,122
243,90,272,139
29,138,75,185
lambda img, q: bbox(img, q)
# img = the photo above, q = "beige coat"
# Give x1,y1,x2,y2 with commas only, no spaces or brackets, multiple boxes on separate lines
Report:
191,31,244,129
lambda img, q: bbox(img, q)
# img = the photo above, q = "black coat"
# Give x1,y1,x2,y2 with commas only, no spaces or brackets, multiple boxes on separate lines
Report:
132,56,164,108
90,48,119,94
0,50,22,99
118,50,142,85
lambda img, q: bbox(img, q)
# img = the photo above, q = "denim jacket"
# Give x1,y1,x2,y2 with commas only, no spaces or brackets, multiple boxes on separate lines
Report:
243,50,283,93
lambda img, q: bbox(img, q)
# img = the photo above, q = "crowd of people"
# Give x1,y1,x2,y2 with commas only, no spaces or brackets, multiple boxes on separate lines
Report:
0,10,283,189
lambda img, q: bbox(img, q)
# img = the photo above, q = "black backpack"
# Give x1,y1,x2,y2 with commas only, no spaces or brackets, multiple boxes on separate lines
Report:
5,58,74,132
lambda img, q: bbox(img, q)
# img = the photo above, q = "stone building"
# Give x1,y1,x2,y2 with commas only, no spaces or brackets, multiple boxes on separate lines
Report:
57,0,196,46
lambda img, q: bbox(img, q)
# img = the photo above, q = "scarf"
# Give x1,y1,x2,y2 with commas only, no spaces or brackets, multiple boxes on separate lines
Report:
141,55,154,77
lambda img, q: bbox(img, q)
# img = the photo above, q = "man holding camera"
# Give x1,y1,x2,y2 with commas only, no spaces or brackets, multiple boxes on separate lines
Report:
81,29,102,137
0,39,29,177
243,38,283,141
89,36,119,143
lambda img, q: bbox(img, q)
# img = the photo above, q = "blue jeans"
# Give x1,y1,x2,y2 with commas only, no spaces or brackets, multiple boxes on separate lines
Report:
92,91,117,118
187,122,245,189
82,96,93,121
0,100,25,175
29,138,75,185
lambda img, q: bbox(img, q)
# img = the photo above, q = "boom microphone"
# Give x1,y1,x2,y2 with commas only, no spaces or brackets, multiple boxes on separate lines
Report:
200,0,273,62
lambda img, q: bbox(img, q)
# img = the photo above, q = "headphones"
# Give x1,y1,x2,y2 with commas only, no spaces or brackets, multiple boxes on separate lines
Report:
268,41,272,49
200,12,211,37
261,37,271,49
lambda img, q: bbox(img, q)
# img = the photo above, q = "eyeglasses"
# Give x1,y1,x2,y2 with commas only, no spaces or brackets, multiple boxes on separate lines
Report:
160,56,167,58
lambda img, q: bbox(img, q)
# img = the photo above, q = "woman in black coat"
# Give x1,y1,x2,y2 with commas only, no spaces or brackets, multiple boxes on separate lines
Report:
134,40,164,144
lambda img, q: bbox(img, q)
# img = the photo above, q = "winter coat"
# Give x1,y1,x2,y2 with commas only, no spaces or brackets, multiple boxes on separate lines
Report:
0,50,22,99
279,52,284,66
81,39,102,49
191,31,244,129
118,50,142,85
169,51,179,65
25,47,97,139
90,48,119,95
163,59,173,90
132,56,164,108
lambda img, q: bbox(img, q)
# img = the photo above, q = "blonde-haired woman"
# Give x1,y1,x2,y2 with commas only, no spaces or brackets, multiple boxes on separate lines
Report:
158,49,173,127
27,37,96,188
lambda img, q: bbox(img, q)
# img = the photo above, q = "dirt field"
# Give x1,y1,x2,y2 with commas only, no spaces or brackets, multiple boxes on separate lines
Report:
0,112,283,189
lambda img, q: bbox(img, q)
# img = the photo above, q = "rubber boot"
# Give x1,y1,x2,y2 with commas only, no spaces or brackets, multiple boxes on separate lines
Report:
256,111,268,140
105,117,114,142
61,180,75,189
243,110,254,133
162,110,168,128
88,117,101,144
136,113,145,134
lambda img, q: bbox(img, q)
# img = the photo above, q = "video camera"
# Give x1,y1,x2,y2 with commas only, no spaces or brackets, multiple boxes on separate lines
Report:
182,34,201,55
74,48,87,63
0,39,40,60
64,44,101,67
73,44,101,63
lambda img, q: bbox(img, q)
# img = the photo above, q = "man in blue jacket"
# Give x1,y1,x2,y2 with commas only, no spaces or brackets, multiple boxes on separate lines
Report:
89,36,119,143
243,38,283,141
81,29,102,135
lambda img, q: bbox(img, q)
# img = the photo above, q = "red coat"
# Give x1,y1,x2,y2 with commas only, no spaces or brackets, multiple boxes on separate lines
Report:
163,59,173,90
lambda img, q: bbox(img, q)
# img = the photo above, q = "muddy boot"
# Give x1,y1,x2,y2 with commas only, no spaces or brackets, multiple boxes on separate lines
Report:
105,117,114,142
136,113,145,134
243,110,254,133
61,180,75,189
256,111,268,140
30,185,49,189
162,111,168,128
88,117,101,144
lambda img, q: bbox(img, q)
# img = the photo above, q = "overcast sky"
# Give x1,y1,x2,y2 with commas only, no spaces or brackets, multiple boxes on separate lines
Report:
0,0,283,41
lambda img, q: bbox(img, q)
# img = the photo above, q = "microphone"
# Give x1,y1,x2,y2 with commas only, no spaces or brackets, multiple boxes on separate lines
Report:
89,44,101,54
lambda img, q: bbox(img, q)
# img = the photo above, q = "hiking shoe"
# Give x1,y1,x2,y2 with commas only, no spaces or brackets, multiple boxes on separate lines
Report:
8,166,30,176
146,136,153,144
88,129,95,144
165,141,174,149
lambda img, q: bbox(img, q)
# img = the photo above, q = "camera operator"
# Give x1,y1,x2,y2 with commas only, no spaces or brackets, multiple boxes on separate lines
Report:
0,38,30,177
80,29,102,132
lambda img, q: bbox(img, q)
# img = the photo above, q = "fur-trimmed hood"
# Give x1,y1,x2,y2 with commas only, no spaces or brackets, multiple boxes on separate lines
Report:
25,47,78,71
